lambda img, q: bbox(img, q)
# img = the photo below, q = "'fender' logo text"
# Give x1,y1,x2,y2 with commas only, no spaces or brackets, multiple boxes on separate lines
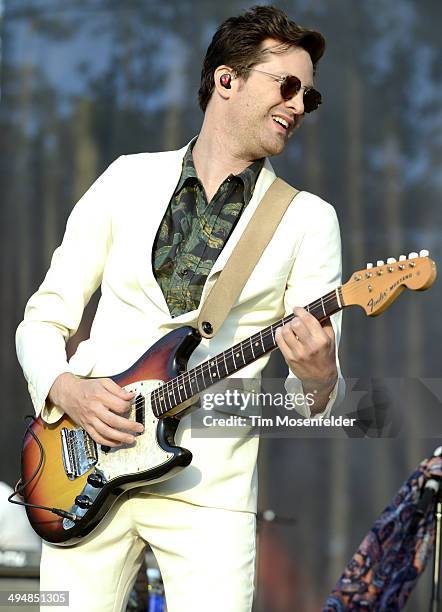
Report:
367,290,388,313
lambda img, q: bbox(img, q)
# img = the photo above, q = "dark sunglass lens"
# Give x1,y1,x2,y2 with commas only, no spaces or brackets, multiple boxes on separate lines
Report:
280,76,301,100
303,89,322,113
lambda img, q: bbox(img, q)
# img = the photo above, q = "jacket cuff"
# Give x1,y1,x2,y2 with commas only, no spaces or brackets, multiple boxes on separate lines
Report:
284,371,345,419
27,364,70,424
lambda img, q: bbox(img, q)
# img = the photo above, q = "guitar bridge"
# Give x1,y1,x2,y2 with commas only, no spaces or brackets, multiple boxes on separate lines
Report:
61,428,98,480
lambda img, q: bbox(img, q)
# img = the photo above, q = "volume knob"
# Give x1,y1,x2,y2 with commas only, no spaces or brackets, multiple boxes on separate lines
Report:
87,472,105,488
75,494,93,509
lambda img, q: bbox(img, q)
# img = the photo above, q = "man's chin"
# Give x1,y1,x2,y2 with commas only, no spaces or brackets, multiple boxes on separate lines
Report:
262,137,287,157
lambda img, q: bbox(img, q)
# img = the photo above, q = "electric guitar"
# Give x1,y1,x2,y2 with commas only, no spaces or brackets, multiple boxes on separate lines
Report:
18,252,436,545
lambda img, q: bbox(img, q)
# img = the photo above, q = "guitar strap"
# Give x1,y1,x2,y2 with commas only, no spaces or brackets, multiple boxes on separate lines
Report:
197,177,300,339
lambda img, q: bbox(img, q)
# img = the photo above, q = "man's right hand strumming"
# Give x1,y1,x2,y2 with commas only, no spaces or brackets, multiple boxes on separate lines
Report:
48,373,144,447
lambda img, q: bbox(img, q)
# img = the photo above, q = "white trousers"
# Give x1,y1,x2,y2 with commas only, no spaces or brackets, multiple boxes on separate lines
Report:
39,492,256,612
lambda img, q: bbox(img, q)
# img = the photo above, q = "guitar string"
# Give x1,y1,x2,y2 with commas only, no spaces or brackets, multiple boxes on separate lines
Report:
149,266,417,414
150,289,340,414
154,293,337,388
131,270,418,414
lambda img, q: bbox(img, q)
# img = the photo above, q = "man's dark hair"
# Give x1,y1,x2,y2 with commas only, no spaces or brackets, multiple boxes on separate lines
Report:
198,5,325,112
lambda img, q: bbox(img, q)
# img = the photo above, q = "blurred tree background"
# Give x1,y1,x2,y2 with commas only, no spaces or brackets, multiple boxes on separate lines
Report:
0,1,441,610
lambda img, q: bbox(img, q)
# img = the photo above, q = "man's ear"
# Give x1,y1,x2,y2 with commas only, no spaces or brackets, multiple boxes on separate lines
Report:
213,65,236,100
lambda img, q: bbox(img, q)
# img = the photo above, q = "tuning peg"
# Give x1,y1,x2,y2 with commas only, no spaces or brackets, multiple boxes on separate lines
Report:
387,257,397,263
376,260,384,266
366,263,373,269
399,255,407,261
419,249,430,257
408,252,418,259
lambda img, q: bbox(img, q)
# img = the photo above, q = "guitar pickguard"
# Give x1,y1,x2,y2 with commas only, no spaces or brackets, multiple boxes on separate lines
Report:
94,379,173,482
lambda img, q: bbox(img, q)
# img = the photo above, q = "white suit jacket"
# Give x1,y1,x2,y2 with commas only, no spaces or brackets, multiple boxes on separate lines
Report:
16,140,344,513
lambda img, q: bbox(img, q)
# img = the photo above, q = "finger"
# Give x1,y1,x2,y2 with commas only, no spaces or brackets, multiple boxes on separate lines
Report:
91,417,137,445
101,378,137,400
292,306,324,334
100,409,144,434
87,428,124,448
293,307,332,344
321,322,335,351
285,315,311,345
99,386,135,414
322,320,336,341
275,326,301,361
304,315,335,348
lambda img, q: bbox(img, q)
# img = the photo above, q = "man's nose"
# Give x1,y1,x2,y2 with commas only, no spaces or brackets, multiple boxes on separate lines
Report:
284,90,305,115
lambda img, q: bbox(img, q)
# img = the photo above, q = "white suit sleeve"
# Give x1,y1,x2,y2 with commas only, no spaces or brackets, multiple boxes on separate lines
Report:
16,156,125,422
283,193,345,418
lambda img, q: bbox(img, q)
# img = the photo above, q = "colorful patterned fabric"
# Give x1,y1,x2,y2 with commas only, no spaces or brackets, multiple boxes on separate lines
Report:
152,144,264,317
322,454,442,611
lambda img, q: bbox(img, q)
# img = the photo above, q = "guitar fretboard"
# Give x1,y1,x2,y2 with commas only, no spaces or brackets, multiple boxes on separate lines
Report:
151,287,343,417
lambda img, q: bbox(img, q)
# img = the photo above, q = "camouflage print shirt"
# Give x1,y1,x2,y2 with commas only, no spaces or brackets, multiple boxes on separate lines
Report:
152,144,264,318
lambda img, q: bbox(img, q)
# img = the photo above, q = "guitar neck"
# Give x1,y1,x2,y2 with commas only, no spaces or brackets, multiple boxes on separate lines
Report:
152,287,344,418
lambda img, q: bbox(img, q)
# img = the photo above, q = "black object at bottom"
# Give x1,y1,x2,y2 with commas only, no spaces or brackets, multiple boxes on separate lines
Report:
430,489,442,612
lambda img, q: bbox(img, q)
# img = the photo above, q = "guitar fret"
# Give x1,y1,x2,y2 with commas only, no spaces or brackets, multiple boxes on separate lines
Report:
336,287,342,309
232,345,244,368
168,383,177,407
161,384,171,413
209,359,219,380
187,373,196,396
223,351,229,376
176,378,183,404
239,340,252,365
252,336,262,357
231,349,237,369
198,363,206,390
310,303,322,320
194,369,201,395
262,327,274,352
183,373,193,400
192,366,201,392
227,352,236,374
182,376,190,401
250,337,255,359
151,394,158,417
168,384,175,410
240,343,246,366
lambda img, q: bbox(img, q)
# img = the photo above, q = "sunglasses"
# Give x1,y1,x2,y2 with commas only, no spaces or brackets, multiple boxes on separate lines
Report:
248,68,322,113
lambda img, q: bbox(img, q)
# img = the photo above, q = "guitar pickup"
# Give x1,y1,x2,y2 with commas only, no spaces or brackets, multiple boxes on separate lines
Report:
133,393,145,427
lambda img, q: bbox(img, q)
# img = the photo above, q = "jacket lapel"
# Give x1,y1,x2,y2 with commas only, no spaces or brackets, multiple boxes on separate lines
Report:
137,140,193,313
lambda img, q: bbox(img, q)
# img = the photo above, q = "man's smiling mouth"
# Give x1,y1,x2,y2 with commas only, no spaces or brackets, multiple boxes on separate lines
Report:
272,115,289,129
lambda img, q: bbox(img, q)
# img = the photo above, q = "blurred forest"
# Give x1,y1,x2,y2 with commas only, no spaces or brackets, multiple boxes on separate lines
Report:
0,1,441,610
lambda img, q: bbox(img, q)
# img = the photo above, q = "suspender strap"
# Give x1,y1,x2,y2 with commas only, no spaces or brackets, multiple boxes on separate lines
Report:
197,177,299,339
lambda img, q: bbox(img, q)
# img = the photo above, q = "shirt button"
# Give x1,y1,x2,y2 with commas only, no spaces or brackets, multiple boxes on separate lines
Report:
181,269,189,277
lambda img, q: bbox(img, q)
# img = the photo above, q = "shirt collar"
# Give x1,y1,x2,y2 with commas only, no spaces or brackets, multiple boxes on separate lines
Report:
174,143,265,206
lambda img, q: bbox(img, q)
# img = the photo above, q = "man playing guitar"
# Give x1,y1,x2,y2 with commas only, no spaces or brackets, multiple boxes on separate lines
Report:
16,6,343,611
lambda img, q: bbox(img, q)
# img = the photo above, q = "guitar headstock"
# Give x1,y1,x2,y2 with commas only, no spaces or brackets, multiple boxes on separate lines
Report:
341,250,437,316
